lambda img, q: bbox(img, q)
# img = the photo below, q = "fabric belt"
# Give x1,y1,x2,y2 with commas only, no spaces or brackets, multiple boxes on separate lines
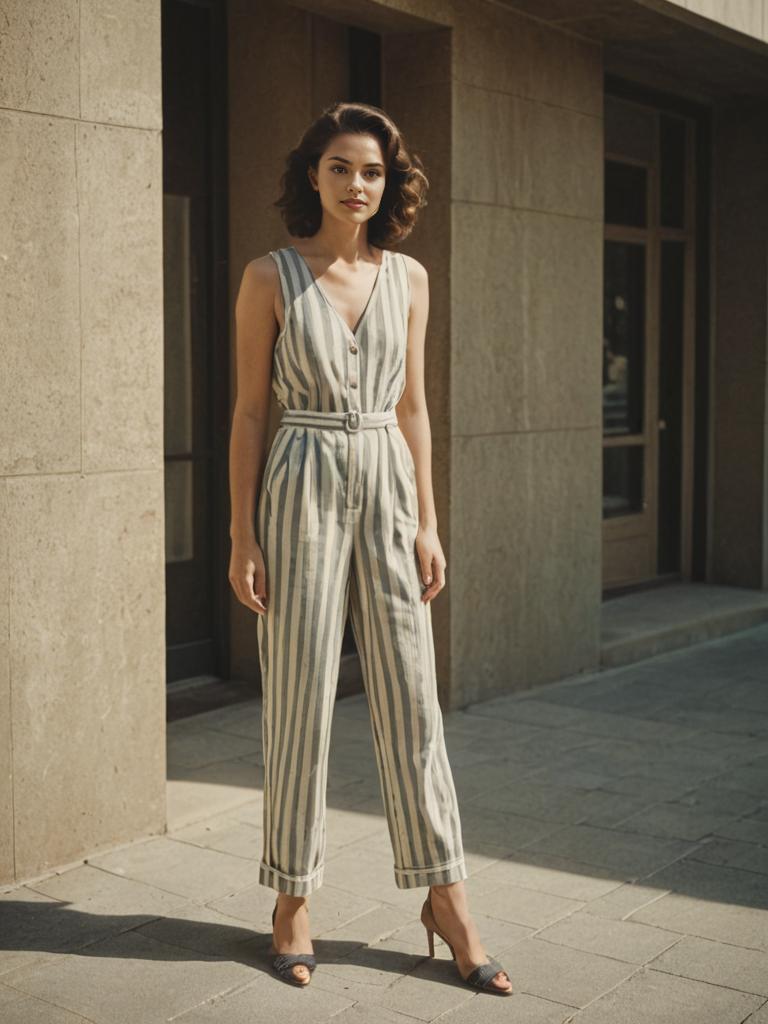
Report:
280,408,397,434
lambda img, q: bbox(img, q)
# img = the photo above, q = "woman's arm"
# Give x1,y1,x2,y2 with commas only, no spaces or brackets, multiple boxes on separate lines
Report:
228,256,280,614
395,256,446,604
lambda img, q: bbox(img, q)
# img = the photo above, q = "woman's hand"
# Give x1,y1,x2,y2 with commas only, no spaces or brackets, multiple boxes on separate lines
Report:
415,525,446,603
229,536,268,616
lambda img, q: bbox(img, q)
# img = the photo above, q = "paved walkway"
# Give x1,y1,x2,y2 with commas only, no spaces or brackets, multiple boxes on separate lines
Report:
1,623,767,1023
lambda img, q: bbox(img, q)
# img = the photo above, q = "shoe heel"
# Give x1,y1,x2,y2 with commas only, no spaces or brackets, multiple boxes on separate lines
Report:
426,925,435,957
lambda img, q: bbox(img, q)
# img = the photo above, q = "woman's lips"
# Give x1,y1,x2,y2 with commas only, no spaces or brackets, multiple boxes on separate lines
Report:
342,200,366,207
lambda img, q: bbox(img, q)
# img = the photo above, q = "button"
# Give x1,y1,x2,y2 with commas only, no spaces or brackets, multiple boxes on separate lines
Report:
350,380,358,388
349,344,358,354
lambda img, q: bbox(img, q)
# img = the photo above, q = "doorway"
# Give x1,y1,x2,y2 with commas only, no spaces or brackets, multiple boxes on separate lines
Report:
162,0,230,682
601,82,710,592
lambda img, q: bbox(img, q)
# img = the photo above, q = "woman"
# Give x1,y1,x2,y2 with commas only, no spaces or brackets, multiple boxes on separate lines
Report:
229,101,512,996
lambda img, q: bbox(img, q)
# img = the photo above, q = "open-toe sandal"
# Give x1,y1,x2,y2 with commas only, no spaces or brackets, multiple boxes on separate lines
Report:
420,890,513,996
269,897,317,987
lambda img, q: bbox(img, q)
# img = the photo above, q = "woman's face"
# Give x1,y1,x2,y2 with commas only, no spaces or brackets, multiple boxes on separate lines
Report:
310,132,386,227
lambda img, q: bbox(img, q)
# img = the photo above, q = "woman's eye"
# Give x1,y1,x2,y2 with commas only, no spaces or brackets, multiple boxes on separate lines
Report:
331,166,381,178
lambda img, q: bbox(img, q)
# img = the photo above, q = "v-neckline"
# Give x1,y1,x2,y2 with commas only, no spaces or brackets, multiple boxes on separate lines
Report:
290,245,387,339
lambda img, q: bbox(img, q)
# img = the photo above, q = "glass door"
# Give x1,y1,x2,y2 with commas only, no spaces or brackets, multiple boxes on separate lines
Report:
602,94,696,591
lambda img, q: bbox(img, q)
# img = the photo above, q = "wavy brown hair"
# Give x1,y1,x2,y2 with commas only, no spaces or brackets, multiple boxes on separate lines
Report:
273,102,429,247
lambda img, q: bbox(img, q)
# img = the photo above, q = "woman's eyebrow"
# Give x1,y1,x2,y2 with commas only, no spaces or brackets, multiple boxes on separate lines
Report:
325,155,384,168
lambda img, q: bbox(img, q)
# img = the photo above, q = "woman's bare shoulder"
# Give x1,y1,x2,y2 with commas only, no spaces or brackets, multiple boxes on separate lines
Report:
242,251,281,282
399,252,428,279
399,252,428,298
237,253,281,305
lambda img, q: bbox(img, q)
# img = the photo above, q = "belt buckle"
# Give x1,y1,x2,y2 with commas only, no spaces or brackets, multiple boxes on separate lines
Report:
346,409,361,433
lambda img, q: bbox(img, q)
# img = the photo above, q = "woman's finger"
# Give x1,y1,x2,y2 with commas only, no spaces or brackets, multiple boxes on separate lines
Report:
232,572,268,616
420,555,445,603
251,572,268,611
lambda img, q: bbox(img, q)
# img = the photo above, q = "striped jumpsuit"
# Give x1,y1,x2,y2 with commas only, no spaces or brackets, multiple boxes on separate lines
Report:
256,244,468,896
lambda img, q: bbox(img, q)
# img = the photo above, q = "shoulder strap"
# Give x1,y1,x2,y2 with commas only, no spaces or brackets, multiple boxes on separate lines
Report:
269,249,298,326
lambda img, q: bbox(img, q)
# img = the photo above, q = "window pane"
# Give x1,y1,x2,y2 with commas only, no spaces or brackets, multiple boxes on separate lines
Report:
605,160,647,227
603,446,644,518
603,241,645,436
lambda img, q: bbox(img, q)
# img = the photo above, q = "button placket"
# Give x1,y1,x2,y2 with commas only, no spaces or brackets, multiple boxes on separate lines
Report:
345,333,362,511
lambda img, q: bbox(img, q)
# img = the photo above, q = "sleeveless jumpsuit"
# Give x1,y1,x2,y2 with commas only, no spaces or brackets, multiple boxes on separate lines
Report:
256,244,468,896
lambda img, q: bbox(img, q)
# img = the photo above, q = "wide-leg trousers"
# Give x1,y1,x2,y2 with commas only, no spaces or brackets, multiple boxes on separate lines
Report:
255,407,468,896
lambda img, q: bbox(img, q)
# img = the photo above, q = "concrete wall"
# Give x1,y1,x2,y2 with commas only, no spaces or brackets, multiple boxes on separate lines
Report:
0,0,166,886
668,0,768,42
448,3,604,705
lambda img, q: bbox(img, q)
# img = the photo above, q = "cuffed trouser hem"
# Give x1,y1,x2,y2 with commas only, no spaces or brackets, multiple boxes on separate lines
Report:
393,855,468,890
259,859,324,896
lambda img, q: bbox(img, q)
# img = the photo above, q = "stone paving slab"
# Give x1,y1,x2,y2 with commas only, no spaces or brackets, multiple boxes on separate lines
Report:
315,903,416,955
0,992,95,1022
689,835,768,874
717,816,768,845
532,907,680,963
320,1001,433,1024
608,798,746,841
84,836,264,903
474,777,641,823
171,977,355,1023
666,779,765,816
582,879,671,920
169,811,264,860
499,935,636,1007
649,933,768,996
132,899,269,960
2,622,768,1023
465,879,584,930
521,821,698,878
629,883,768,950
0,870,191,979
0,983,26,1007
471,849,623,903
311,953,480,1021
0,930,258,1024
166,726,259,769
437,990,572,1023
562,965,764,1023
165,758,265,829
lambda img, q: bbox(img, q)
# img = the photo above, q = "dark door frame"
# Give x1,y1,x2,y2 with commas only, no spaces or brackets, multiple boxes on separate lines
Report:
603,73,711,589
162,0,231,683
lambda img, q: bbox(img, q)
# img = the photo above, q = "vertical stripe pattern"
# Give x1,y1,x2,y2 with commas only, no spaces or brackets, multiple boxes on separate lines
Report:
256,245,467,895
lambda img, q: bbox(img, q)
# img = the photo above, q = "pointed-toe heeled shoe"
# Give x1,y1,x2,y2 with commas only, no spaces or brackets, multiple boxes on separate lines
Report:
421,890,513,996
269,897,317,987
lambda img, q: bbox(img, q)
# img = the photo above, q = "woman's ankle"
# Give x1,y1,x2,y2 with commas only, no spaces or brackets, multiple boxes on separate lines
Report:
430,881,462,897
276,893,309,911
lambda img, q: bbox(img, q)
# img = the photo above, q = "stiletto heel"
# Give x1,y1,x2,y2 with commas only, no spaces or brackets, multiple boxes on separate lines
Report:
420,890,513,996
269,896,317,987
